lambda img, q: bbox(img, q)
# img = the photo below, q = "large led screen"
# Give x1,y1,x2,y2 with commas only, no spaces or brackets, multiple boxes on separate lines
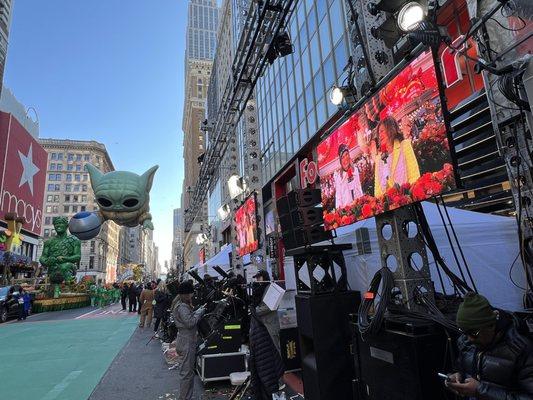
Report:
235,194,259,256
318,50,456,230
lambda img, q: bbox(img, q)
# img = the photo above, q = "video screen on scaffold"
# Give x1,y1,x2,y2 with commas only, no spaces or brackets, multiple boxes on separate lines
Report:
235,194,259,256
318,50,457,230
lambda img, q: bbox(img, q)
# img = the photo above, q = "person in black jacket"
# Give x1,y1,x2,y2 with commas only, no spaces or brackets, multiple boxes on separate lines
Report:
153,281,171,337
120,283,128,311
136,283,143,315
128,282,138,312
446,292,533,399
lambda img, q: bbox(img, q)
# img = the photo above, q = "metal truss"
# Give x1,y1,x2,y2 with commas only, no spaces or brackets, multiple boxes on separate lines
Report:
185,0,297,231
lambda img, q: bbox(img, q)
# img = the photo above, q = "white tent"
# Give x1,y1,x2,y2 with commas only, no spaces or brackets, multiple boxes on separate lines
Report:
286,202,527,311
188,244,232,280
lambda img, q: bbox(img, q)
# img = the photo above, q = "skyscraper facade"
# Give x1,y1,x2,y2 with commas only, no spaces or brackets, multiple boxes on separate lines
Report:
181,0,219,270
0,0,13,94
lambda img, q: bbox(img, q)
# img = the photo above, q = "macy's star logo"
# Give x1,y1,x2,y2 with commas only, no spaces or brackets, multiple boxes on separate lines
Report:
18,143,40,196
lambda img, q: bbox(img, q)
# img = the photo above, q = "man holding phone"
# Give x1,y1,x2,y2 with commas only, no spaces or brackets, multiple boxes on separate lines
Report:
445,293,533,399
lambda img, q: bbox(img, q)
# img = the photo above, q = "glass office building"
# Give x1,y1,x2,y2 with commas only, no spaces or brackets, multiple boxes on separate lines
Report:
256,0,350,183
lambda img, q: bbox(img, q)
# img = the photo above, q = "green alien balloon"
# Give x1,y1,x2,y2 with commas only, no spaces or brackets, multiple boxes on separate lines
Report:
86,164,158,230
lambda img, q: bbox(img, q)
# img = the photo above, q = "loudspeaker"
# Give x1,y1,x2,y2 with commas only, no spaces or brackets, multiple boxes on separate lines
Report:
296,291,361,400
276,195,291,216
291,206,324,226
352,316,450,400
287,188,321,209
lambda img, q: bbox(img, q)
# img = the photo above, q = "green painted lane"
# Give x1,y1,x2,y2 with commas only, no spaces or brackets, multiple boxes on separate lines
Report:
0,316,138,400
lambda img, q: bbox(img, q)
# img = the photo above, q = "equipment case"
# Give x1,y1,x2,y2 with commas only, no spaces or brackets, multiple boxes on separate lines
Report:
196,351,247,382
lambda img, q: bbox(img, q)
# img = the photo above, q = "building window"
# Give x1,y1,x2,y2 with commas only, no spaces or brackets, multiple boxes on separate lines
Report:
65,184,72,192
47,195,53,202
65,195,70,202
89,256,94,269
57,153,64,160
82,195,87,202
72,205,78,213
63,206,69,213
81,205,86,212
47,184,54,191
90,241,95,253
52,206,58,213
83,174,88,181
76,165,81,171
75,185,81,192
66,174,72,181
76,154,82,161
46,206,53,213
44,229,50,237
67,153,74,161
67,164,74,171
57,164,63,171
54,195,59,202
45,217,51,225
50,163,56,171
56,174,62,181
82,185,87,192
51,153,57,160
73,195,79,202
75,174,81,181
48,173,56,181
55,184,60,191
84,154,90,161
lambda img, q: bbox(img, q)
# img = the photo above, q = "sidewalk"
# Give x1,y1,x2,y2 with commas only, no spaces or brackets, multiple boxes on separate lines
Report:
88,321,204,400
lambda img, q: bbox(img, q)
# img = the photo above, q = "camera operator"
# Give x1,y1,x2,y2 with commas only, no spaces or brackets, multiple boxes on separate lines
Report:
249,270,284,400
173,280,206,400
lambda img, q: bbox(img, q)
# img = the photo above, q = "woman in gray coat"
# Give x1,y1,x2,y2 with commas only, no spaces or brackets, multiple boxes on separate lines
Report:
172,280,205,400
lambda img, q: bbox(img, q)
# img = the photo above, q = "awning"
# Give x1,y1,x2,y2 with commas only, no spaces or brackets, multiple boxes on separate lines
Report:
186,245,233,280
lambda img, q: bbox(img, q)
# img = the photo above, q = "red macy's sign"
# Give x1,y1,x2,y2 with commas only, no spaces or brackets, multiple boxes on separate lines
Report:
0,112,47,236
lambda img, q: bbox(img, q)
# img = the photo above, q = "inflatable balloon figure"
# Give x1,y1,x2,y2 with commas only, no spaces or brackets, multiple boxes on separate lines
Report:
69,164,158,240
39,216,81,295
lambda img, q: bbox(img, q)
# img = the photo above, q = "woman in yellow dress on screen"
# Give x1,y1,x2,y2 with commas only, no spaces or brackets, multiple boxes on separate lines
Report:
374,116,420,197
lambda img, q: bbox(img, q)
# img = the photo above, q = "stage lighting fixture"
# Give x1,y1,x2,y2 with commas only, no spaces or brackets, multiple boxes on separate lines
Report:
217,204,231,220
227,174,245,199
266,31,294,65
329,85,357,107
397,2,425,31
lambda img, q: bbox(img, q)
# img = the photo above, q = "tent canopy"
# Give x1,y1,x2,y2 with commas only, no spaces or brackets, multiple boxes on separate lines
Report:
294,201,526,311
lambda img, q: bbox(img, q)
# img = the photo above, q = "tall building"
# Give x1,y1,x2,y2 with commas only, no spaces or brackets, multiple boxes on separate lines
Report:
37,139,119,284
181,0,219,270
171,207,184,272
0,0,13,94
185,0,218,61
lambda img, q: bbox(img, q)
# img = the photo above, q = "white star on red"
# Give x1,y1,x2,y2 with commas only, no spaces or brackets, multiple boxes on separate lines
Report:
18,143,40,196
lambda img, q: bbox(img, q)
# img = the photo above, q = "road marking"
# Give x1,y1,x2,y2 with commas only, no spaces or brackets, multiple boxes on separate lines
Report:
74,308,99,319
41,370,82,400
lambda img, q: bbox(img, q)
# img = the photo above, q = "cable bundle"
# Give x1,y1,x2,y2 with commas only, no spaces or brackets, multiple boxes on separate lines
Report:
358,267,394,339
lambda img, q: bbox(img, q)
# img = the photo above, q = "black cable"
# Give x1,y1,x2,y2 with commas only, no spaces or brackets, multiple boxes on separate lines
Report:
509,253,527,290
438,196,478,293
434,200,472,291
358,267,394,339
489,16,526,32
414,203,472,294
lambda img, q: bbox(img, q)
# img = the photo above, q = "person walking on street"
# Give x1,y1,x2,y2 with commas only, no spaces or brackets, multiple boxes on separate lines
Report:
121,283,128,311
154,281,171,337
128,283,137,312
139,283,155,328
136,282,143,315
15,287,25,321
173,280,205,400
22,289,31,319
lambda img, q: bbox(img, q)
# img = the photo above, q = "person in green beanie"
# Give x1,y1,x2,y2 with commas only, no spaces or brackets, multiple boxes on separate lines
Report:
446,292,533,399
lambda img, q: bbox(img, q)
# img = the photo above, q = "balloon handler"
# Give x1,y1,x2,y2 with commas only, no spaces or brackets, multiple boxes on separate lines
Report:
39,216,81,297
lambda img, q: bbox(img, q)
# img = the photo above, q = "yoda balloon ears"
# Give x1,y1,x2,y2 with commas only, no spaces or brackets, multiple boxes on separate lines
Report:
85,164,159,230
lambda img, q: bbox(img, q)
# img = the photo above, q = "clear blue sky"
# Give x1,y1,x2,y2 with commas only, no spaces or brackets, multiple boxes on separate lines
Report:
4,0,187,268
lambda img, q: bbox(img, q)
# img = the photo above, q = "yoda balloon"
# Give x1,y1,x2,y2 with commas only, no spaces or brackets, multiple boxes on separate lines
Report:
68,164,158,240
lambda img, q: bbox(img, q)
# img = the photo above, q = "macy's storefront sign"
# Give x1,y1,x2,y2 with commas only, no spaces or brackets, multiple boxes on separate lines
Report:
0,189,43,235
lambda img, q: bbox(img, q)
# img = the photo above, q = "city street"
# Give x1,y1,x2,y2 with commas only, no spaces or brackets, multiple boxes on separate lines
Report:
0,305,182,400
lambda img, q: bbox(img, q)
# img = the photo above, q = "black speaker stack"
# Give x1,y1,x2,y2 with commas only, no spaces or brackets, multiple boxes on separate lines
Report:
350,315,451,400
296,291,361,400
276,188,332,250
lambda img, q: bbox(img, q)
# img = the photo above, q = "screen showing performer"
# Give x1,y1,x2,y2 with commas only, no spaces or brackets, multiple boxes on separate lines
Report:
318,50,457,230
235,195,259,256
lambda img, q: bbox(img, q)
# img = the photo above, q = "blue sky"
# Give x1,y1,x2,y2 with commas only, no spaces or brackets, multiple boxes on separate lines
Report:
4,0,187,267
